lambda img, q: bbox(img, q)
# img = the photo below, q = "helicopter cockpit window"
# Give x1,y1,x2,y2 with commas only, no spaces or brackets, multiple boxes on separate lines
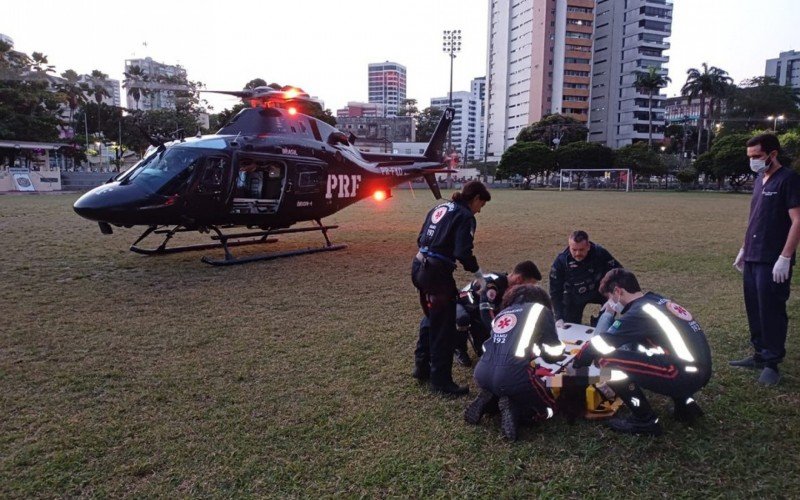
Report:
197,157,227,193
124,148,206,195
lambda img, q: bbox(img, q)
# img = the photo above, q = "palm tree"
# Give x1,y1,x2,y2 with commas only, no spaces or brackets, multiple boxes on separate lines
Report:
123,65,149,110
635,67,671,148
57,69,87,133
681,63,733,155
85,70,111,138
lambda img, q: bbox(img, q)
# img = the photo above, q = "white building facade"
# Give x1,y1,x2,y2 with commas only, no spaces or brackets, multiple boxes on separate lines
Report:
766,50,800,90
124,57,189,111
431,91,482,161
368,61,407,117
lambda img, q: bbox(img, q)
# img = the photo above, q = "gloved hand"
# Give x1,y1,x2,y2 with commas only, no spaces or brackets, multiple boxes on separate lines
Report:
733,248,745,273
556,319,565,329
773,255,791,283
601,299,614,313
473,270,487,292
572,341,596,369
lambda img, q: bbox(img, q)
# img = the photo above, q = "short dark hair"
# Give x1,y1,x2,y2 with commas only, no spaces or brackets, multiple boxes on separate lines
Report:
746,134,781,155
569,230,589,243
513,260,542,281
452,180,491,204
501,284,553,310
599,268,642,295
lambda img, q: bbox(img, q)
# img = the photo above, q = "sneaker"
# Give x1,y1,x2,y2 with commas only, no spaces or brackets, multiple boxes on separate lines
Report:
607,414,663,436
499,396,518,441
672,398,704,424
728,355,765,370
464,390,497,425
758,366,781,386
431,381,469,397
454,348,473,367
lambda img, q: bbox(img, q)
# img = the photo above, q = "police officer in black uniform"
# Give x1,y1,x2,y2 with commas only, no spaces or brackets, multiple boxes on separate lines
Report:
464,284,566,441
573,268,712,436
730,134,800,386
412,181,491,396
549,230,622,326
454,261,542,366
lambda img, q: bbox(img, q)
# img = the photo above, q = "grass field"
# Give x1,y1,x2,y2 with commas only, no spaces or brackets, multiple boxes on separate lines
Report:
1,189,799,497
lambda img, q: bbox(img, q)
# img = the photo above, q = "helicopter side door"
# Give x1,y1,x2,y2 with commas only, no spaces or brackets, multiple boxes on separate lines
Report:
230,154,287,215
187,155,230,216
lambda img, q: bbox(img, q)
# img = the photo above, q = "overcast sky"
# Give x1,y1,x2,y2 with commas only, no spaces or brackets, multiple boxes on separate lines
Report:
3,0,799,113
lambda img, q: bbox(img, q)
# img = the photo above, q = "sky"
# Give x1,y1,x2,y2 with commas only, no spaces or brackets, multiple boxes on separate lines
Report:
3,0,800,114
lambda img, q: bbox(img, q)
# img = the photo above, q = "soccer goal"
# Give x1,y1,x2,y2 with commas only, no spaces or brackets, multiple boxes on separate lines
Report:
558,169,631,192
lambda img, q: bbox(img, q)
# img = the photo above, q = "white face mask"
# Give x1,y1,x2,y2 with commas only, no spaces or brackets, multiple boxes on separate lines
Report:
750,156,770,174
610,291,625,313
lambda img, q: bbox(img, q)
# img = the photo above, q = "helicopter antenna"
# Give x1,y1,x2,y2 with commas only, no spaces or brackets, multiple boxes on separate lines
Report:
230,131,242,146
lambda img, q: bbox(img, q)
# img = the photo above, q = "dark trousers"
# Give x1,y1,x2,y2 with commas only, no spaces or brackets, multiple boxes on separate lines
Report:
412,257,458,386
562,291,604,324
455,304,490,356
474,363,556,422
743,261,791,366
599,351,710,418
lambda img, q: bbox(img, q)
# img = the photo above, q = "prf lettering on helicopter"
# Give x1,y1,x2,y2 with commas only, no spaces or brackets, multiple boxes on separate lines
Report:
73,87,456,265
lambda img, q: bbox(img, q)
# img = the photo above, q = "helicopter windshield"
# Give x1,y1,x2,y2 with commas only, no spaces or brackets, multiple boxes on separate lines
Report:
123,148,208,195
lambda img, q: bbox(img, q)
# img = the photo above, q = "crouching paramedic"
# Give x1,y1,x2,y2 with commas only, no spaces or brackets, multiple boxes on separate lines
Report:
464,284,566,441
573,268,712,436
454,261,543,367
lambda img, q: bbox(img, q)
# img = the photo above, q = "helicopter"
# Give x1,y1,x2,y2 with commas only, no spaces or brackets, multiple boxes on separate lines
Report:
73,87,456,265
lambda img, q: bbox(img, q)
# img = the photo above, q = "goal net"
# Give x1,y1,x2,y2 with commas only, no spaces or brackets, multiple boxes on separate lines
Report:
558,169,631,191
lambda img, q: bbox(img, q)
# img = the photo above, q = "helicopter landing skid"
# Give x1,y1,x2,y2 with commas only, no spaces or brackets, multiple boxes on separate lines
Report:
128,220,345,265
201,220,346,266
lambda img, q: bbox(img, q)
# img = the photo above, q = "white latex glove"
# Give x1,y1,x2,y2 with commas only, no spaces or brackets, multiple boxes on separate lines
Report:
556,319,565,329
733,248,745,273
773,255,791,283
601,299,614,313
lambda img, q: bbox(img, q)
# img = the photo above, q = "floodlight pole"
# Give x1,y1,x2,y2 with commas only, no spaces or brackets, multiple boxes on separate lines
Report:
443,29,461,188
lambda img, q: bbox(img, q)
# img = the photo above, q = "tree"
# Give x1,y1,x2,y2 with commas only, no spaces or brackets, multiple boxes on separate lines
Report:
681,63,733,155
555,141,614,188
496,141,555,180
635,67,671,148
515,114,587,147
245,78,267,89
708,133,752,191
415,107,444,142
123,65,149,110
56,69,87,131
614,143,667,179
724,77,800,132
397,98,419,118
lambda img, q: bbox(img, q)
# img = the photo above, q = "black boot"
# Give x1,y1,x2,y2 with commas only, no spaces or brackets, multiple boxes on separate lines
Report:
672,396,704,424
431,381,469,397
412,357,430,382
499,396,518,441
454,348,473,367
464,390,498,424
607,381,662,436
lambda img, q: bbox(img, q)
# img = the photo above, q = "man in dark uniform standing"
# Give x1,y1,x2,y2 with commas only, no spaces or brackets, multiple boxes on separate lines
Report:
464,284,566,441
412,181,491,396
453,261,542,366
730,134,800,386
573,269,712,436
549,230,622,327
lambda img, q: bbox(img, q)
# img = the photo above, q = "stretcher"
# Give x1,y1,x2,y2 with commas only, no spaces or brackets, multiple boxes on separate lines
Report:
538,322,623,420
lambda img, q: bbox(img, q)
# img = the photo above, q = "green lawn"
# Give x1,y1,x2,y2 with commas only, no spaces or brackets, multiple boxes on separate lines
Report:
1,189,798,497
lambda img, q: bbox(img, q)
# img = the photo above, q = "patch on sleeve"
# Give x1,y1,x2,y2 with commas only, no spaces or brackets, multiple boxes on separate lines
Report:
666,301,693,322
430,206,448,224
493,313,517,334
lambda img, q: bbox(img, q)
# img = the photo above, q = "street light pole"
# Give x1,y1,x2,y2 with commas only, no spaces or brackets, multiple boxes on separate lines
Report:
767,114,785,132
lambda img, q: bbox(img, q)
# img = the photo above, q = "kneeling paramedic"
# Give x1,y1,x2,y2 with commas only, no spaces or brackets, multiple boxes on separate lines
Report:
454,260,543,366
464,284,566,441
573,268,712,436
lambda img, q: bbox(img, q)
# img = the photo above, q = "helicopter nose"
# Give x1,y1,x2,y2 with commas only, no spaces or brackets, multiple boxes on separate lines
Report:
73,182,135,223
